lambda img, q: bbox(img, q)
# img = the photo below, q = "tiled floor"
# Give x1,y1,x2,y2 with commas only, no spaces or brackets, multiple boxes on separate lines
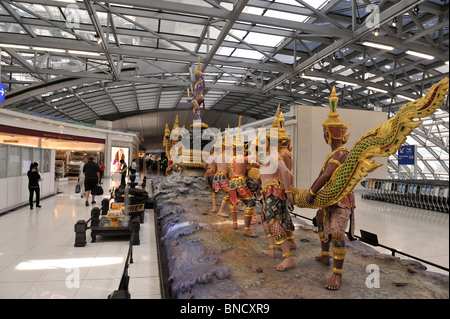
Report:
0,175,448,299
0,176,161,299
294,190,449,275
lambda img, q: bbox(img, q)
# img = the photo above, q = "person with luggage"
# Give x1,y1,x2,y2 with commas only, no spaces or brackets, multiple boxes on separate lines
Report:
83,157,101,206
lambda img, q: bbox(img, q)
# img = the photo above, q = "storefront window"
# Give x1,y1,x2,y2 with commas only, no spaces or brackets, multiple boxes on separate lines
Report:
0,144,7,178
43,149,51,173
7,145,20,177
22,147,33,175
33,148,42,169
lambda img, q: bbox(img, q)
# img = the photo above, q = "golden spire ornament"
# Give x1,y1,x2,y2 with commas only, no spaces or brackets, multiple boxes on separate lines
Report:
233,116,245,147
322,87,350,144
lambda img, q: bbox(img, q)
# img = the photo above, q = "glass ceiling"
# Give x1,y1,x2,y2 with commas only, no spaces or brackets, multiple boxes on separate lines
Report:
0,0,448,179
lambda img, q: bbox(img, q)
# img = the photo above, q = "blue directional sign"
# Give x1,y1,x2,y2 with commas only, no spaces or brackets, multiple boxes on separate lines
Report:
0,83,5,103
398,145,415,165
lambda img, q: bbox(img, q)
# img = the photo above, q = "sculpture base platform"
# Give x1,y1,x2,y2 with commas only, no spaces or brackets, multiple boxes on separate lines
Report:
153,175,449,299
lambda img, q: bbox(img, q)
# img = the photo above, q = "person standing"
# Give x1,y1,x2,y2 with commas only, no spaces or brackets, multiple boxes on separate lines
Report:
130,159,137,176
83,157,100,206
27,162,41,209
120,159,128,187
99,161,105,184
79,157,88,198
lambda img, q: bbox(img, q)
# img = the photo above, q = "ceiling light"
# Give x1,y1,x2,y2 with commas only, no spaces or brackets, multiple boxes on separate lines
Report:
373,28,380,37
398,94,415,101
33,47,66,53
68,50,101,56
406,50,434,60
50,0,77,3
362,41,394,51
445,61,449,65
392,17,398,27
310,66,315,71
0,43,30,50
301,75,326,82
412,5,419,15
367,86,388,94
336,80,358,87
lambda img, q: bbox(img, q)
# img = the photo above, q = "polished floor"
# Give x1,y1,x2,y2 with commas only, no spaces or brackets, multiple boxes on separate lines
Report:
294,190,449,275
0,175,448,299
0,176,161,299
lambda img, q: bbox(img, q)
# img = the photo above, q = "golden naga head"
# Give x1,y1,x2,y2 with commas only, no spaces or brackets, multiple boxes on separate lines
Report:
322,86,350,145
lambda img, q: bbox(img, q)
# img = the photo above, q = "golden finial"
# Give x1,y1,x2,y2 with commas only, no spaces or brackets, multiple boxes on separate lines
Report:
225,124,232,147
251,124,265,147
270,103,280,128
163,123,170,147
322,86,344,128
173,114,179,129
214,128,222,148
233,116,244,147
195,57,202,75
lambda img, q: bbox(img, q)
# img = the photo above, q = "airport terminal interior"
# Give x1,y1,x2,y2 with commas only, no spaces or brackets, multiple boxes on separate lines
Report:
0,0,448,301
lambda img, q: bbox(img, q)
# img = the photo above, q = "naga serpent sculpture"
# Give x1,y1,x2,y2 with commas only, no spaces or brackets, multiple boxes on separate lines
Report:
292,77,449,209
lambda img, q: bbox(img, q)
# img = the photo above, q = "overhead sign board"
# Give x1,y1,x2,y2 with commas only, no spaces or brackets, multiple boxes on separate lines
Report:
0,83,5,103
398,145,415,165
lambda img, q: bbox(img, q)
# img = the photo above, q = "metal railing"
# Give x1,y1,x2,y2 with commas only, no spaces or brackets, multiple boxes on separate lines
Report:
289,210,449,273
361,178,449,213
108,226,136,299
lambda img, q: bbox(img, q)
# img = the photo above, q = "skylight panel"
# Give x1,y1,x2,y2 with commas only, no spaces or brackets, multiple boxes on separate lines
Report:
264,9,309,22
225,30,247,43
217,47,234,56
232,49,264,60
244,32,285,47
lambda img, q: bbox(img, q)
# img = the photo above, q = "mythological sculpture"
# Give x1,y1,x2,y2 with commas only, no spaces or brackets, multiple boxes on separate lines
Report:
229,117,259,238
292,77,449,210
292,77,449,289
259,110,296,271
187,57,206,121
204,136,218,213
213,127,233,217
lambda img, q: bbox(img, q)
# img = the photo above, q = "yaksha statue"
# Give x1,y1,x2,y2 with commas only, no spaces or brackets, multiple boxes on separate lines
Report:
204,135,218,213
229,116,259,238
213,127,233,217
259,110,296,271
187,57,206,121
306,87,355,290
287,77,449,289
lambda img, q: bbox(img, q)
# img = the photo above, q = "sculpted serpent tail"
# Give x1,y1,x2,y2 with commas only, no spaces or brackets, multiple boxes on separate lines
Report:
293,77,449,209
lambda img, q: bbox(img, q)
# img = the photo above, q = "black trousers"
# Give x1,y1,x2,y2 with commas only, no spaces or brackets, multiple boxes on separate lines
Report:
29,186,40,208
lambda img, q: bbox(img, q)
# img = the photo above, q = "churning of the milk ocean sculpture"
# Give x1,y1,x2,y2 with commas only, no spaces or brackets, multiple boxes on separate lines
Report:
292,77,449,209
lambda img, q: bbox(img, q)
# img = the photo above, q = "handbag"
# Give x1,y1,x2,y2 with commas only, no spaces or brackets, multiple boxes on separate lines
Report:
91,184,104,196
75,183,81,193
